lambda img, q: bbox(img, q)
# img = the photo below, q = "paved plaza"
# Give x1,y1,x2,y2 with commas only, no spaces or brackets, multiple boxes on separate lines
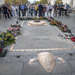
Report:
0,14,75,75
13,20,73,50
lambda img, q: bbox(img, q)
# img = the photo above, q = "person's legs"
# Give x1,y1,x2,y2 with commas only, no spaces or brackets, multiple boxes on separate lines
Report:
41,10,43,17
7,12,10,18
31,12,33,16
21,10,23,16
19,10,20,18
39,11,41,17
65,9,67,16
0,12,1,19
35,10,37,16
51,9,54,17
4,13,7,19
49,9,51,17
9,10,12,17
24,10,26,16
59,8,62,16
0,9,1,19
22,10,25,16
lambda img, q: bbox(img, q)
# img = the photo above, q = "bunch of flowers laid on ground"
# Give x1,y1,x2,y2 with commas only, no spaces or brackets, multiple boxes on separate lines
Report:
48,17,75,42
48,17,71,33
60,24,71,32
7,24,21,37
0,23,21,57
0,32,15,47
0,32,15,57
19,17,48,20
48,17,62,26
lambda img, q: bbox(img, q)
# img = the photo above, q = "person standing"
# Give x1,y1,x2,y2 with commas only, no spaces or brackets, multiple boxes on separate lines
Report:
2,4,10,19
0,6,2,19
20,4,25,17
24,4,27,16
46,4,50,17
42,5,46,17
47,4,53,17
58,3,64,16
19,4,21,18
54,4,57,17
38,4,43,17
64,4,69,16
8,5,12,18
30,5,34,16
34,5,38,16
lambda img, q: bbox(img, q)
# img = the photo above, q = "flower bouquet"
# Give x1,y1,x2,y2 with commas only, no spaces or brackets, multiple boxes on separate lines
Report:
0,39,7,57
11,24,21,28
0,32,15,57
50,20,58,26
7,25,21,36
0,37,5,48
71,36,75,42
55,21,62,26
8,26,20,32
0,32,15,47
60,25,69,32
48,17,54,21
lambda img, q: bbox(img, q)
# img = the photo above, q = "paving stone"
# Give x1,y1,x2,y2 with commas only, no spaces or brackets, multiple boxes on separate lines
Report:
14,21,73,50
0,62,22,75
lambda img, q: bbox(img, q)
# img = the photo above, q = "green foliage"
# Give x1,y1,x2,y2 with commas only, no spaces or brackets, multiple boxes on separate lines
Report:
55,0,63,4
5,0,28,4
35,0,48,4
35,1,40,4
40,0,48,4
0,32,15,48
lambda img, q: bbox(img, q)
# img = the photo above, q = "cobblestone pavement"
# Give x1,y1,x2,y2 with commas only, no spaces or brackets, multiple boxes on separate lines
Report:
0,14,75,75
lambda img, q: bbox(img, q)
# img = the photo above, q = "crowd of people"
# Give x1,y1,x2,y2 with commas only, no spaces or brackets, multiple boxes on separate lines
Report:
0,3,72,19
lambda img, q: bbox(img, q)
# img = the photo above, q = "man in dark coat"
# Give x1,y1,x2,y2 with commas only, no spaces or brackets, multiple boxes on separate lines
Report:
2,4,10,19
38,4,43,17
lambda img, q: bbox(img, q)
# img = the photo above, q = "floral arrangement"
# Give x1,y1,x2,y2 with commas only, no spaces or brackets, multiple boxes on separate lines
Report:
11,24,21,28
19,17,48,20
7,24,21,36
48,17,71,32
71,36,75,42
0,24,21,56
47,17,75,42
8,24,21,31
48,17,62,26
0,32,15,56
0,32,15,48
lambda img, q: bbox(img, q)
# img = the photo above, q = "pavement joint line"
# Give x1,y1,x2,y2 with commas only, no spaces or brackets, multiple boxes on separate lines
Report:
10,48,73,52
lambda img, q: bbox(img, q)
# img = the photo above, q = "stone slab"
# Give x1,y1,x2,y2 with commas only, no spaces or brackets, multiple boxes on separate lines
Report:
14,21,73,50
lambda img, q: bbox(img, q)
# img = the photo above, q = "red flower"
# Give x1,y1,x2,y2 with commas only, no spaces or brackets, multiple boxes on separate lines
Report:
0,48,2,53
71,37,75,42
